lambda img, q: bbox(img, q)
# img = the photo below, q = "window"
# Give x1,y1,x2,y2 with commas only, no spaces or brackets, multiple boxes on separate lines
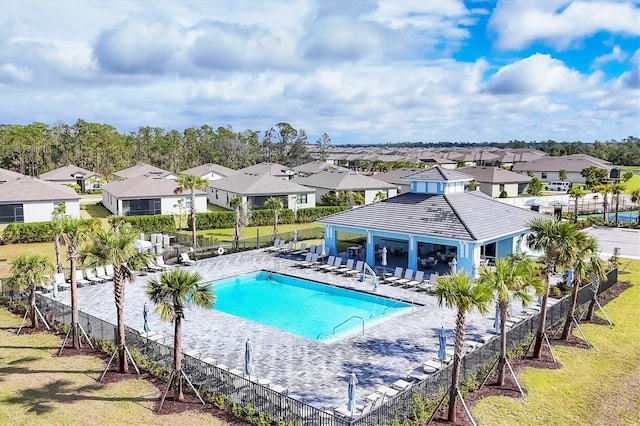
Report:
0,204,24,223
499,184,505,192
541,172,547,178
215,190,219,200
297,193,308,204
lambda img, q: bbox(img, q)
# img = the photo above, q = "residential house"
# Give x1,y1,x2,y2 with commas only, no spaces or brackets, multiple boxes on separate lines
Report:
180,163,237,181
101,175,206,216
372,168,424,194
207,173,315,210
292,160,349,177
458,166,530,197
112,163,177,181
512,154,613,183
317,167,543,276
235,162,294,179
291,170,398,205
39,165,102,192
0,168,80,223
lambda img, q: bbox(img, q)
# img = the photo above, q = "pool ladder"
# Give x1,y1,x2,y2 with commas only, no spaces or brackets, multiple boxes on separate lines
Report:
317,315,364,339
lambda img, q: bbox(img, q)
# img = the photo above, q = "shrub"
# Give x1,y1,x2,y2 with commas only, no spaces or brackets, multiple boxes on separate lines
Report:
250,209,295,226
123,215,175,233
190,211,235,230
295,206,348,222
1,218,101,244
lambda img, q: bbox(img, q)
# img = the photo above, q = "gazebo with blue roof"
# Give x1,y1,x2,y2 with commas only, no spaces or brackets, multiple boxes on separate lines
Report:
317,167,543,277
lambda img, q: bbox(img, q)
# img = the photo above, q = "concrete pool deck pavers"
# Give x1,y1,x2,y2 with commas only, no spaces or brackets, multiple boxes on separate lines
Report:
53,250,537,410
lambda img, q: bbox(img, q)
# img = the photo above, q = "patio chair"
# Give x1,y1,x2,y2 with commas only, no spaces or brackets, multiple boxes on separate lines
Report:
404,270,425,289
290,243,308,256
39,277,53,293
85,268,104,284
146,259,163,272
395,269,414,287
265,239,283,252
315,255,335,270
155,256,175,271
277,241,294,254
334,258,354,274
53,273,70,290
180,252,196,265
417,273,438,292
75,270,91,287
344,260,364,276
298,253,319,268
385,267,404,284
104,264,115,279
95,265,112,281
334,396,379,421
318,256,341,272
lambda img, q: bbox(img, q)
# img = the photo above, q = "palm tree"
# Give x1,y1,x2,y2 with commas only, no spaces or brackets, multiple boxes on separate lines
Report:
7,254,54,330
477,255,544,385
568,186,585,223
174,174,208,248
147,269,215,403
593,184,611,224
435,272,492,423
264,196,284,240
527,218,580,358
632,189,640,225
80,228,153,373
59,217,94,349
51,202,67,273
610,183,625,226
560,234,606,340
229,195,244,250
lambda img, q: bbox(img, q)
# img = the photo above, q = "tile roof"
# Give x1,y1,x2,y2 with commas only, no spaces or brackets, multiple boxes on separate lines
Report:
457,166,530,183
102,176,206,198
180,163,237,177
317,191,542,242
113,163,173,179
209,173,313,195
39,165,101,181
401,166,473,182
291,170,397,191
0,169,80,202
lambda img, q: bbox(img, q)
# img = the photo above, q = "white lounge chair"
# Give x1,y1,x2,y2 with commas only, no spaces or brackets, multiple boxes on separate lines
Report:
395,269,414,287
344,260,364,276
146,260,163,272
266,239,284,252
155,256,175,271
53,273,70,290
104,264,115,279
75,270,91,287
334,258,354,274
180,252,196,265
290,243,308,256
405,270,425,289
315,255,335,270
96,265,112,281
298,253,319,268
417,273,438,292
385,267,404,284
320,257,342,272
85,268,104,284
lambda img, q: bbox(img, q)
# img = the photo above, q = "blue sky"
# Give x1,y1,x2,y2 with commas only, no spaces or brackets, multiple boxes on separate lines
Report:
0,0,638,145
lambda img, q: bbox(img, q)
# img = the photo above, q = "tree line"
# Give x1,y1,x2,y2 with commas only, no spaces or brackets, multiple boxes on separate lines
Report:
0,120,325,177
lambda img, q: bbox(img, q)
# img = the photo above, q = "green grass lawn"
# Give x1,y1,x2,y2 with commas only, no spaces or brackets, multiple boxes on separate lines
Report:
473,259,640,425
623,173,640,194
0,242,56,281
196,222,323,240
0,310,229,425
83,203,111,218
207,203,229,212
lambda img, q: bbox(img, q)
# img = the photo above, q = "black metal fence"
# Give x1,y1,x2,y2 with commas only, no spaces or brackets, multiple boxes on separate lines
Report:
11,268,617,426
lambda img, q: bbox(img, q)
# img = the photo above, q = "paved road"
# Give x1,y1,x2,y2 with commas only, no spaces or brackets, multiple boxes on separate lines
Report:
583,226,640,260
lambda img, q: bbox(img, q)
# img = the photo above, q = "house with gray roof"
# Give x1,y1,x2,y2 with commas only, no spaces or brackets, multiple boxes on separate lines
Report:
458,166,530,197
512,154,612,183
207,173,316,210
112,163,177,181
292,170,398,205
0,168,80,223
180,163,237,181
372,168,424,194
235,162,294,179
292,160,349,177
101,175,206,216
39,164,102,192
317,167,543,276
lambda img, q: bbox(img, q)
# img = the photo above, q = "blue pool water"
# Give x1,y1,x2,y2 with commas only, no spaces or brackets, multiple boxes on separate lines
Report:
209,271,411,341
580,210,639,222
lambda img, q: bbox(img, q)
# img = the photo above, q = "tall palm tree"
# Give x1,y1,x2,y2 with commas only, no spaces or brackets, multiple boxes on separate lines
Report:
435,272,492,423
477,255,544,385
147,269,215,402
593,184,611,224
80,228,153,373
51,202,67,273
229,195,244,250
59,217,94,349
7,254,54,330
560,234,606,340
527,218,580,358
610,183,625,226
567,186,585,223
632,189,640,225
174,174,208,248
264,196,284,240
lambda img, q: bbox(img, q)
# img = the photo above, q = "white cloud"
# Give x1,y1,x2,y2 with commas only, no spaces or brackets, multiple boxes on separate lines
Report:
593,45,628,67
490,1,640,50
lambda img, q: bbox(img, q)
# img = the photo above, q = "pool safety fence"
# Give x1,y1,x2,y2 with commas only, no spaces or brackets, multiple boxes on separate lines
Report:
15,268,616,426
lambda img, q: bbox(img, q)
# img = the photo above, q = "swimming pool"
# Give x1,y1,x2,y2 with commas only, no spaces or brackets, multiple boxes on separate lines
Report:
580,210,639,222
209,271,411,341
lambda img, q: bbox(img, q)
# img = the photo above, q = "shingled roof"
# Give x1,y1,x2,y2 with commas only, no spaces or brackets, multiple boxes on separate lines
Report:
39,165,101,181
102,176,205,198
402,167,473,182
0,169,80,203
291,170,397,191
180,163,237,178
209,173,313,196
458,166,530,183
317,191,542,242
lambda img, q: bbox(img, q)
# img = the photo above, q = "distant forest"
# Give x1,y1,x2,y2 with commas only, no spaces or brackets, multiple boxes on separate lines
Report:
0,120,638,177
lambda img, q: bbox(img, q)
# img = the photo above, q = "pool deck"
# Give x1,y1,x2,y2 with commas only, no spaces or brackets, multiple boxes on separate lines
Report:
53,250,538,411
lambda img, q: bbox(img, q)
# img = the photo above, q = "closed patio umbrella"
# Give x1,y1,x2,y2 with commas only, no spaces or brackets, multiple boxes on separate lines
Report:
245,339,254,378
320,239,326,257
53,279,59,300
566,267,574,288
143,303,150,333
347,372,358,413
449,257,457,274
381,247,387,275
292,229,298,247
437,327,447,363
492,303,500,330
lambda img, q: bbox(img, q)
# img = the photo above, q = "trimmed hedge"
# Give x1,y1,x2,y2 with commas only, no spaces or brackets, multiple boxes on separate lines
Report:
123,215,176,233
1,218,101,244
189,206,349,230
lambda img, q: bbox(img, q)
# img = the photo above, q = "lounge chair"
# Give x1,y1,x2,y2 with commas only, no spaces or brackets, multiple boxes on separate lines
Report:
180,252,196,265
75,270,91,287
315,255,335,270
344,260,364,276
375,385,398,398
104,264,115,279
96,265,112,281
265,239,283,252
146,260,163,272
155,256,175,271
334,258,354,274
278,241,294,254
85,268,104,284
395,269,414,287
318,257,341,272
334,395,380,420
298,253,319,268
404,270,425,289
39,277,53,293
417,273,438,292
53,273,70,290
385,267,404,284
290,243,308,256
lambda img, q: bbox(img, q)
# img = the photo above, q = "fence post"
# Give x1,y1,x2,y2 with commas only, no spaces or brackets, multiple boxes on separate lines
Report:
256,228,259,250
